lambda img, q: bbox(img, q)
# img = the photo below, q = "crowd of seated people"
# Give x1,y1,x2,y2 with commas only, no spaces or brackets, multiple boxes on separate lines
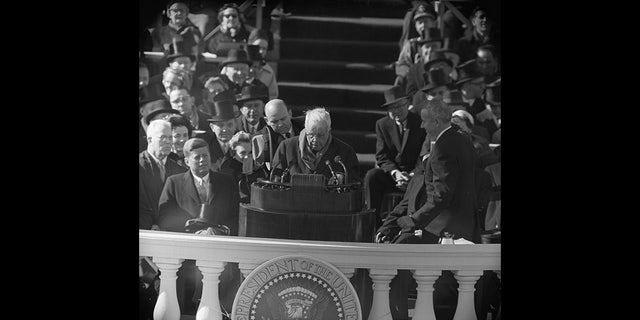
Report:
139,1,501,319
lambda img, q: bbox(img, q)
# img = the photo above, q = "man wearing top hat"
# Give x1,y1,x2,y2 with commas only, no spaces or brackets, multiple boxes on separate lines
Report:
411,67,452,115
364,85,426,228
456,59,499,138
139,95,181,152
151,1,202,57
140,119,188,230
206,96,244,180
157,137,240,315
237,84,269,135
400,28,443,98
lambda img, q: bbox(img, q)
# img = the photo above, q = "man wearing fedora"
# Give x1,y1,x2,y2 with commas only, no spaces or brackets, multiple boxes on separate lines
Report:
168,87,214,142
456,59,499,138
157,137,240,316
237,84,269,135
400,28,443,98
140,119,187,230
139,96,181,152
364,85,426,228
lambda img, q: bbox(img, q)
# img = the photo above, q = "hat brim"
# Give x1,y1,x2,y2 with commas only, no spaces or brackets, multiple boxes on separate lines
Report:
381,96,410,108
420,83,447,93
144,108,181,125
424,58,453,71
221,60,252,67
455,76,484,88
417,39,443,46
207,113,240,122
413,12,435,21
237,95,269,104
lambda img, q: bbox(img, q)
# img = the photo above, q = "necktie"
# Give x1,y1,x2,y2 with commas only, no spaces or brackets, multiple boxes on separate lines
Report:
396,121,404,136
198,179,208,203
158,160,166,181
283,132,290,139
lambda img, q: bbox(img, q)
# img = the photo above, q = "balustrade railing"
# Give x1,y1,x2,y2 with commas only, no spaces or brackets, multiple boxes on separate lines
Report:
140,230,500,320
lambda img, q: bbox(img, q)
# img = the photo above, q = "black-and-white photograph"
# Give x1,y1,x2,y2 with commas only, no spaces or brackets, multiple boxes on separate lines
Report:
139,1,501,319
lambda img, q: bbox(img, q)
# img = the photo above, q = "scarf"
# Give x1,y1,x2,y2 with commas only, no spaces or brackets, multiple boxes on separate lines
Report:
298,129,332,172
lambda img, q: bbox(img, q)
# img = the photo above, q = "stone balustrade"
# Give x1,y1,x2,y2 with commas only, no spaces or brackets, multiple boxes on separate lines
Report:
140,230,501,320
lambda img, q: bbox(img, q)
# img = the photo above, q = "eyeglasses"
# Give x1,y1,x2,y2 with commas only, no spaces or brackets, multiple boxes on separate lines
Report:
223,14,238,18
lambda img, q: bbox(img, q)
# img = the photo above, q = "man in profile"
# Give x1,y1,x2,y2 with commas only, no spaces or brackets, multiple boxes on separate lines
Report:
377,99,478,320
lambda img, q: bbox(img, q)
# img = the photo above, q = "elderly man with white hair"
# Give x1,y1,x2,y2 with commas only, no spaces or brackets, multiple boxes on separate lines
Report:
139,119,187,230
271,107,360,184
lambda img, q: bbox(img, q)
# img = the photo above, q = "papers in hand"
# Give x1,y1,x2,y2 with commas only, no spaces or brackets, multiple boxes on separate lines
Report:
453,238,475,244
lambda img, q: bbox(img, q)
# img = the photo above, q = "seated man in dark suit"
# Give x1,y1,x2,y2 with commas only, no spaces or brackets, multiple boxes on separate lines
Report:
157,138,240,315
364,85,426,228
139,119,188,230
271,107,360,184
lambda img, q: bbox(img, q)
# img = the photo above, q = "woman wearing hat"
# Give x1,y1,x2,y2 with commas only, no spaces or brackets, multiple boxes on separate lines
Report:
151,1,202,58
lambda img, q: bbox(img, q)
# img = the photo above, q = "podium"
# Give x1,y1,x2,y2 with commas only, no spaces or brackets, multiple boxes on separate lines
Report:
239,174,376,242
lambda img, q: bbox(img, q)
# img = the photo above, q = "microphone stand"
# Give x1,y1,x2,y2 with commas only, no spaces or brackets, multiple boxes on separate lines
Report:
325,160,339,185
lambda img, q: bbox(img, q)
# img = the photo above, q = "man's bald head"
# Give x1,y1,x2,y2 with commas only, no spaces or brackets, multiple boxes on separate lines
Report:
264,99,292,134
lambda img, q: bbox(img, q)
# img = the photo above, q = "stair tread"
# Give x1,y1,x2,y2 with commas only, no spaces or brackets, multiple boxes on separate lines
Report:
279,81,392,92
286,15,403,27
282,37,397,47
279,58,393,69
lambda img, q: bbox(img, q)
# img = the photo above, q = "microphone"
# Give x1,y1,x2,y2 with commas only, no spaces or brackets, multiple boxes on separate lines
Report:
270,161,284,182
281,161,295,182
334,155,348,184
325,160,339,185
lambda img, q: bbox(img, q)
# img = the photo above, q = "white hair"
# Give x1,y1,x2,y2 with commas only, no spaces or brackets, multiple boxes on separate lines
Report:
304,107,331,131
147,119,172,136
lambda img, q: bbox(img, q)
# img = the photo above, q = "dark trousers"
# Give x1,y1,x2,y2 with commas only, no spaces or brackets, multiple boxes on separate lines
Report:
364,168,403,229
389,233,501,320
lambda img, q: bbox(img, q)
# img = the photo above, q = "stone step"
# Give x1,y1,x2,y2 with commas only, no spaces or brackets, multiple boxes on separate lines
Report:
283,0,409,18
279,82,392,113
277,59,396,85
281,15,403,42
280,38,399,64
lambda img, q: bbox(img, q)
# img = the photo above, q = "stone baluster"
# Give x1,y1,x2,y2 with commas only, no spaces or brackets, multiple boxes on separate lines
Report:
238,263,260,280
368,269,397,320
153,257,184,320
196,260,227,320
411,270,441,320
452,270,483,320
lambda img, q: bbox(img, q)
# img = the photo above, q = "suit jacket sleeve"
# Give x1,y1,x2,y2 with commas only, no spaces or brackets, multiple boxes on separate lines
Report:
375,120,398,173
411,140,459,228
377,194,409,236
139,172,154,230
270,138,288,177
344,145,361,183
157,177,192,233
217,174,240,236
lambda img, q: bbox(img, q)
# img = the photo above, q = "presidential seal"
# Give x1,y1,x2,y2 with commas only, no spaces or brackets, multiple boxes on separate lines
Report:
232,255,361,320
